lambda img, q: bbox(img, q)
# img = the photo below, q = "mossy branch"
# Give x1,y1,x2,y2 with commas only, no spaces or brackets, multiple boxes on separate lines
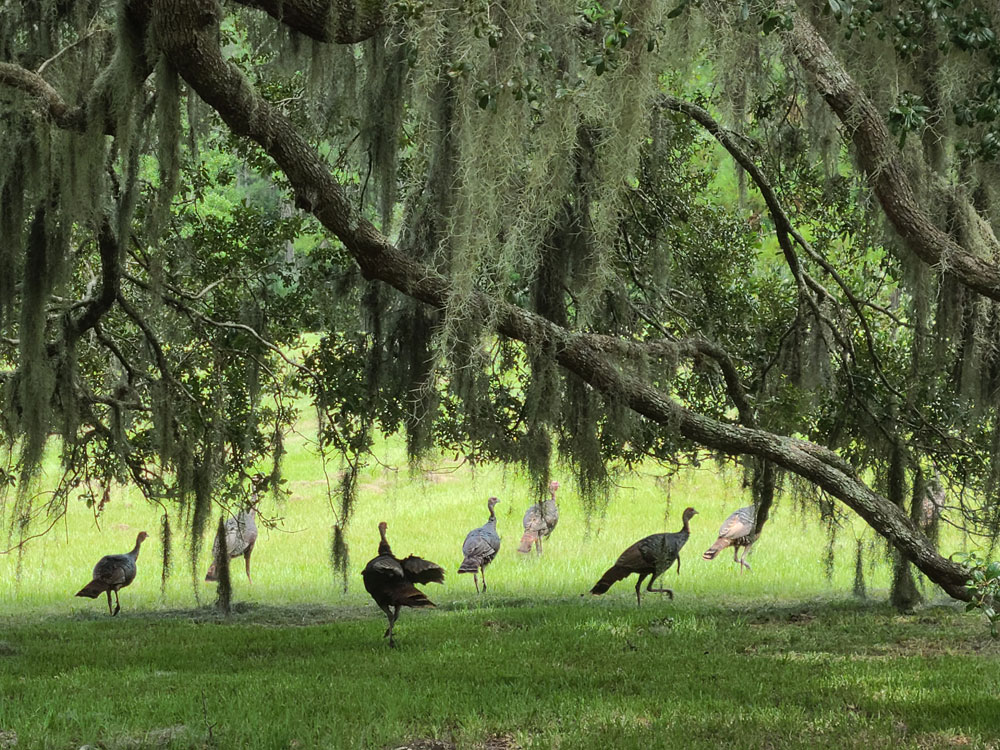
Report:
64,217,121,345
0,63,88,132
780,2,1000,301
659,93,900,398
229,0,385,43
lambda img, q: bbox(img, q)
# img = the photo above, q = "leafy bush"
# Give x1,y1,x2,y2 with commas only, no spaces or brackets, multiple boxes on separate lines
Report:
955,551,1000,638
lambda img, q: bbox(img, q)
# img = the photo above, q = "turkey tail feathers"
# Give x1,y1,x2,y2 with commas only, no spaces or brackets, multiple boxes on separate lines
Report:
702,538,731,560
75,580,105,598
457,557,481,574
401,555,445,585
391,584,436,608
517,530,537,554
590,564,631,595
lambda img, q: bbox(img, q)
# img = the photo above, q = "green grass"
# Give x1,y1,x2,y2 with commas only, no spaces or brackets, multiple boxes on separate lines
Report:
1,432,996,748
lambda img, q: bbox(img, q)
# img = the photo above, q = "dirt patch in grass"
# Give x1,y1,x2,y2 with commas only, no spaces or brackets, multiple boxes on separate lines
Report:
0,729,17,750
478,733,521,750
913,731,985,748
78,725,193,750
748,608,817,626
390,739,455,750
390,731,519,749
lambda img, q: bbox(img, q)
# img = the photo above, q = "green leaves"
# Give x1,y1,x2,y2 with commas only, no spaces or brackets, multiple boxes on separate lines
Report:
758,9,793,35
582,3,633,76
888,92,931,148
954,551,1000,638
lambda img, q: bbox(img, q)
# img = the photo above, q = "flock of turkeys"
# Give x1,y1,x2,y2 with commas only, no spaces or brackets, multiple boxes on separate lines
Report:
75,477,760,647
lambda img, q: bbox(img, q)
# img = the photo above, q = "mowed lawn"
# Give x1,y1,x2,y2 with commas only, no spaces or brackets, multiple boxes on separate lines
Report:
1,433,999,748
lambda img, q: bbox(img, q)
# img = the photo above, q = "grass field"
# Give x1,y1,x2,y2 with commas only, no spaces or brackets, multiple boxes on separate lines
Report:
1,430,998,749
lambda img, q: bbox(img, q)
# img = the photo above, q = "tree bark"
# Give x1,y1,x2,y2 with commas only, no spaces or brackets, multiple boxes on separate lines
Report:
228,0,383,43
151,0,972,600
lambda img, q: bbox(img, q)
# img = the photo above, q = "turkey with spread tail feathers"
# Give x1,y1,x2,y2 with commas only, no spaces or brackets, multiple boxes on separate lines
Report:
362,522,445,647
703,505,758,572
590,507,697,606
517,480,560,555
76,531,149,616
458,496,501,593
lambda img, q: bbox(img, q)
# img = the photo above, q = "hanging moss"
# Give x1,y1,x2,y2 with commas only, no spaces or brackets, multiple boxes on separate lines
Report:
360,29,407,230
189,453,214,594
160,512,172,595
331,523,349,594
213,514,232,615
560,374,610,519
887,442,922,611
17,208,58,477
852,538,866,599
148,56,182,241
0,161,25,330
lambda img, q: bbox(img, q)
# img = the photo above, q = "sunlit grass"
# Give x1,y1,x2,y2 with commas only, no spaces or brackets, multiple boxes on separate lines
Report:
0,427,969,616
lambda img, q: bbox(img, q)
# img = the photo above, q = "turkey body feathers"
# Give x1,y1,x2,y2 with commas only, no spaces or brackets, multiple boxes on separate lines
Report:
75,532,148,616
205,509,258,582
458,497,501,592
362,522,444,647
703,505,757,571
590,507,697,605
517,481,560,554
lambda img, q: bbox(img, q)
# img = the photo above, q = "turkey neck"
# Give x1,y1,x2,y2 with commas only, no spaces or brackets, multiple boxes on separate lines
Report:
678,515,692,536
129,535,146,560
378,529,393,557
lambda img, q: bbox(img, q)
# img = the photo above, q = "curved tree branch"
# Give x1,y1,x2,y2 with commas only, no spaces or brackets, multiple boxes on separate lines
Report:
781,3,1000,301
64,217,121,345
0,62,87,131
229,0,385,43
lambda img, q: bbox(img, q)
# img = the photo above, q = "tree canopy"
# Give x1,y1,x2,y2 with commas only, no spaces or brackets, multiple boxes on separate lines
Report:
3,0,1000,602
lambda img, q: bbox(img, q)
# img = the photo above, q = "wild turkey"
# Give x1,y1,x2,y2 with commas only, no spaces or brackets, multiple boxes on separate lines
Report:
458,496,501,593
75,531,149,616
362,521,445,647
205,477,263,583
702,505,757,572
590,507,698,606
517,480,560,555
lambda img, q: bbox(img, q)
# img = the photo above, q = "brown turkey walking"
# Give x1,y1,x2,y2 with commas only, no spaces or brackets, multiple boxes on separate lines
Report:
458,496,501,592
75,531,149,616
362,521,445,647
702,505,757,572
590,507,697,606
205,475,264,583
517,480,560,555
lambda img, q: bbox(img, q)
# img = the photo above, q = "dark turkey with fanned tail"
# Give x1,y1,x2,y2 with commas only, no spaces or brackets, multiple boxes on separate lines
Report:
362,521,445,647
